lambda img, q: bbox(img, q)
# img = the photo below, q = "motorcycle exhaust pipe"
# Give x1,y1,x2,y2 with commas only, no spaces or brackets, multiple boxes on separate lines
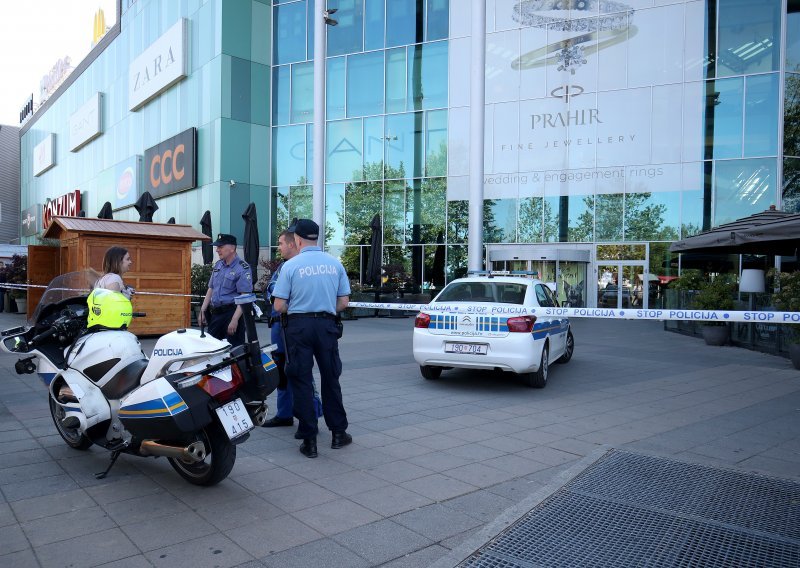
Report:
140,440,206,462
246,402,268,426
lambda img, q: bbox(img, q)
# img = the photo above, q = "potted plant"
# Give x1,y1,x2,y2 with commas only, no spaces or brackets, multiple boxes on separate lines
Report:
773,270,800,368
692,273,737,346
190,263,213,323
4,254,28,315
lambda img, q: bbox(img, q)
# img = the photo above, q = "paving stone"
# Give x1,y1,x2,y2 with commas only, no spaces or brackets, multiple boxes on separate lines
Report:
120,511,217,552
103,492,190,525
400,473,478,502
85,476,165,505
333,519,433,565
314,469,389,497
259,481,338,513
260,538,369,568
292,498,381,536
353,483,436,516
0,547,39,568
377,544,450,568
443,489,516,523
1,473,79,502
0,523,29,555
22,505,115,547
35,527,139,568
224,514,322,557
11,487,95,523
145,533,253,568
193,495,286,531
393,503,483,542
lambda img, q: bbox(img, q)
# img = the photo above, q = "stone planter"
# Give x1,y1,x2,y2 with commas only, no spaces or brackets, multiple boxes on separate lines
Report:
702,325,730,346
789,344,800,370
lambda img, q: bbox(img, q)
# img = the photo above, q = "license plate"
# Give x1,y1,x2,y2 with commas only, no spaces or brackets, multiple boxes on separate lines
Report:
445,343,488,355
215,398,253,440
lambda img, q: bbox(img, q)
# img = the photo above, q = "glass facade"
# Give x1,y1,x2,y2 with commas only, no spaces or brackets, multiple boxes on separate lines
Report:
16,0,793,302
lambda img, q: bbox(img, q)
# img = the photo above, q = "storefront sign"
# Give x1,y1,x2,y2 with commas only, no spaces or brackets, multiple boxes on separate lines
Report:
33,134,55,177
129,19,188,110
143,128,196,198
40,56,72,101
69,93,103,151
19,94,33,124
20,204,40,237
42,190,81,229
114,156,141,208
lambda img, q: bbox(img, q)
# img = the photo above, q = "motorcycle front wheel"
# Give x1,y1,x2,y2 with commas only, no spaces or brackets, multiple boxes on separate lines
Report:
49,397,92,450
168,422,236,486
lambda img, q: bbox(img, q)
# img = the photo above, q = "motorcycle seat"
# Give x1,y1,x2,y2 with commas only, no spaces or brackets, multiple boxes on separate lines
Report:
101,359,149,400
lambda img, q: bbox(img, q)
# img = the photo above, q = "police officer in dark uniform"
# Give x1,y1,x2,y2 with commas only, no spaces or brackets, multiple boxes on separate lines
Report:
262,228,299,427
199,233,253,347
272,219,351,458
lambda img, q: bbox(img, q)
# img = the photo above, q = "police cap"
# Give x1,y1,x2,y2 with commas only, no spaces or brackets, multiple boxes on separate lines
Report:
289,218,319,240
212,233,237,246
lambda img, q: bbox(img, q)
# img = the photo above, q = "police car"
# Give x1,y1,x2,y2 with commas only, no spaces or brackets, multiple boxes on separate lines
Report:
412,273,574,388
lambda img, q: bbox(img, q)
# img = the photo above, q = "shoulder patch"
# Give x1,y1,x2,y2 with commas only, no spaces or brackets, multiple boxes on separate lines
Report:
239,260,250,269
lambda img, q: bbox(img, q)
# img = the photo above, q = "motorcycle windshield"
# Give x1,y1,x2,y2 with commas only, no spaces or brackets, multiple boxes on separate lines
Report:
30,270,101,326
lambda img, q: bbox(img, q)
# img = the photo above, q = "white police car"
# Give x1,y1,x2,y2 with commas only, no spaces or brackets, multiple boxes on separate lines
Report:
412,273,574,387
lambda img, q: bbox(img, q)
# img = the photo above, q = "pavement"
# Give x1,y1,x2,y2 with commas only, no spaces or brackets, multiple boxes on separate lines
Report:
0,309,798,567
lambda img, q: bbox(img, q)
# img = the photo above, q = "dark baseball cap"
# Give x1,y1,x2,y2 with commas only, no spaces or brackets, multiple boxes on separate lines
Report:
211,233,237,246
289,218,319,240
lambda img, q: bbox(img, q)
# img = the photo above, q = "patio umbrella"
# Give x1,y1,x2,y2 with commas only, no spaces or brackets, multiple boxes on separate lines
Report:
199,210,213,265
134,191,158,222
97,202,113,219
167,217,176,224
242,202,259,284
365,214,382,286
669,208,800,256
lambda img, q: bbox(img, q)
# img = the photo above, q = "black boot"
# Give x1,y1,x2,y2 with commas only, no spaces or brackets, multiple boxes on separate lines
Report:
331,430,352,449
300,438,317,458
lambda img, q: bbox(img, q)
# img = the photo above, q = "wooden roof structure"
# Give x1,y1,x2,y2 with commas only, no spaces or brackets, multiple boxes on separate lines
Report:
43,217,210,242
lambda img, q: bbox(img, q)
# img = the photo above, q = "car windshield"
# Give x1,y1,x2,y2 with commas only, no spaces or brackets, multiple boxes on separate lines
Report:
30,270,100,325
435,282,527,304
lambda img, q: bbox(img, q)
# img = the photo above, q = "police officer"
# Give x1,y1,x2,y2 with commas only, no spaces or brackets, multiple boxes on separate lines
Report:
262,228,299,428
199,233,253,347
272,219,351,458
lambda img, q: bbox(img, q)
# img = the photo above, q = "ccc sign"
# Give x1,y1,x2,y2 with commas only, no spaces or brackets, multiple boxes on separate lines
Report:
144,128,196,198
150,144,185,187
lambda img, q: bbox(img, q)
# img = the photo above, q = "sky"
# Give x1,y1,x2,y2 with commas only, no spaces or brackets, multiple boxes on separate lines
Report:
0,0,117,125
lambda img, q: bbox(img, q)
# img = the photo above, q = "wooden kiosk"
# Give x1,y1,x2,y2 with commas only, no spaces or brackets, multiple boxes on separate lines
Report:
31,217,210,335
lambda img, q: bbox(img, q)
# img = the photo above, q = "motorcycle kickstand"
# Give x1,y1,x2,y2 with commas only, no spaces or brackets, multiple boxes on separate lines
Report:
95,450,122,480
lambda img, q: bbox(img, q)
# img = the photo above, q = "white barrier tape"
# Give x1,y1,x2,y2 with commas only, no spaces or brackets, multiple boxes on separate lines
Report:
346,302,796,324
2,283,205,299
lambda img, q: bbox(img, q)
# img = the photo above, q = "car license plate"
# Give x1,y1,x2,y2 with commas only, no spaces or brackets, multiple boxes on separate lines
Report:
215,398,253,440
445,343,488,355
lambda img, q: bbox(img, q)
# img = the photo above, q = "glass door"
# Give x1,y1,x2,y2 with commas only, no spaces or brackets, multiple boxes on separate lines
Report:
597,263,646,309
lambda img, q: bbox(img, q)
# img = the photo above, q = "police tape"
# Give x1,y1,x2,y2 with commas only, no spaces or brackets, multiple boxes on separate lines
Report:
346,302,798,324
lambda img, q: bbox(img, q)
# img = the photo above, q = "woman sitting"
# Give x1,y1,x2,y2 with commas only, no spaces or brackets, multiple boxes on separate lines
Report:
94,246,135,299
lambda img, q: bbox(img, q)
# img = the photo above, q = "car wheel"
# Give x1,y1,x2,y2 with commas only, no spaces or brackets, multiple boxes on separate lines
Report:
557,330,574,364
420,365,442,380
525,344,548,388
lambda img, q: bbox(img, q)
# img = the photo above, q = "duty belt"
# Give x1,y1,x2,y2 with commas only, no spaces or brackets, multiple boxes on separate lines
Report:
287,312,336,320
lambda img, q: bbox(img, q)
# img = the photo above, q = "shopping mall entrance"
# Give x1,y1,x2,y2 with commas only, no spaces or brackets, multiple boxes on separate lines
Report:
487,246,591,308
487,244,655,309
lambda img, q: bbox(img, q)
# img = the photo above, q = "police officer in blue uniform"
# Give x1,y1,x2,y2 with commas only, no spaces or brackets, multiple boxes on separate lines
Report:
262,228,299,428
199,233,253,347
272,219,351,458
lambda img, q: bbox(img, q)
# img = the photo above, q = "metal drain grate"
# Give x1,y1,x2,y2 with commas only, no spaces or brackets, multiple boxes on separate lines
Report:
459,450,800,568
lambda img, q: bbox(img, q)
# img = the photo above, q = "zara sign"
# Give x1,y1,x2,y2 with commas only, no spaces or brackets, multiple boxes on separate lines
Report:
128,19,188,111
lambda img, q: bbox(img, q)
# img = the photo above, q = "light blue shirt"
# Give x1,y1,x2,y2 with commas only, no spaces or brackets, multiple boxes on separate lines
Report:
272,246,350,314
209,255,253,307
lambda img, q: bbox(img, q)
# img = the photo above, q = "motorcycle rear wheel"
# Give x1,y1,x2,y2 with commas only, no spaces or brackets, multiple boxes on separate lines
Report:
168,422,236,486
49,397,92,450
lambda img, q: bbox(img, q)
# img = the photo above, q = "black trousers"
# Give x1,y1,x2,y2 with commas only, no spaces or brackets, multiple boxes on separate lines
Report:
285,317,347,438
207,304,245,347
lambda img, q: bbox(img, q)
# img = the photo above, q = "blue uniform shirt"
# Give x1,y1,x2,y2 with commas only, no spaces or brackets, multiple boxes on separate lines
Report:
208,254,253,307
272,246,350,314
266,262,284,318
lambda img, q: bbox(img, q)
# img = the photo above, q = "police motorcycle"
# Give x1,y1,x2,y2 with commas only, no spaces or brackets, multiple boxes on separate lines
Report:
0,271,278,486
